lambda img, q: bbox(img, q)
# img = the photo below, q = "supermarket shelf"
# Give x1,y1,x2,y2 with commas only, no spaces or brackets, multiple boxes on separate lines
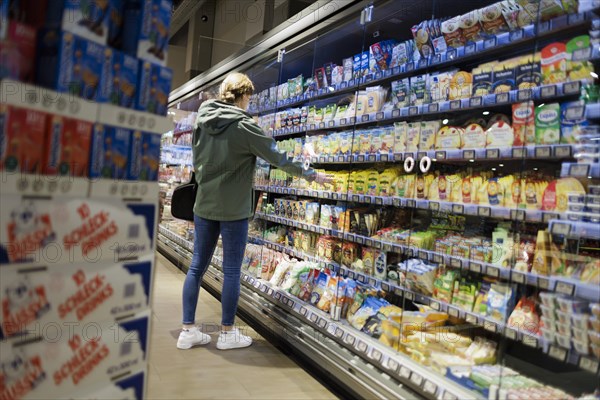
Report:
158,225,194,252
1,79,173,134
1,173,159,201
250,11,597,115
254,186,562,224
1,79,98,122
253,212,600,303
97,103,173,134
549,219,600,240
247,231,600,373
585,102,600,120
268,80,592,138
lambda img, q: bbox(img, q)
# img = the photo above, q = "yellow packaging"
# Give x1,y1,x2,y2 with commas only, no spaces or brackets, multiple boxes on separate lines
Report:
367,170,379,196
379,169,398,197
406,122,421,152
354,171,368,194
359,131,372,155
449,71,473,100
462,176,474,203
348,171,357,194
542,177,585,212
393,122,407,153
334,173,349,193
380,127,394,154
329,133,341,156
419,120,440,151
340,132,352,155
448,174,462,202
435,126,463,150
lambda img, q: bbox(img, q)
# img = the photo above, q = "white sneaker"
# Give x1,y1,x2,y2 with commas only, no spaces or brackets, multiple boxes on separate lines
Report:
216,328,253,350
177,327,211,349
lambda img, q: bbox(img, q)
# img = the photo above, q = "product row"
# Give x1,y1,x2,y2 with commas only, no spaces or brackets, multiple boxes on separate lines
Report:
0,104,161,179
240,240,599,398
261,164,600,213
271,103,594,164
250,11,594,112
253,203,599,282
3,0,172,114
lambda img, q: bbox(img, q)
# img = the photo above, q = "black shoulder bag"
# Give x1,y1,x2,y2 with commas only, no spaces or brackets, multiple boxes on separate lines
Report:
170,172,197,222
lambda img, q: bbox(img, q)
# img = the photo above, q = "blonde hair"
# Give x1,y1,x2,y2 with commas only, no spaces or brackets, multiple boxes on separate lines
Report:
219,72,254,103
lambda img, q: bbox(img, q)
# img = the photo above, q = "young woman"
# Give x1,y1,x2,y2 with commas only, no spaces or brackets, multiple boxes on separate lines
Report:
177,72,330,350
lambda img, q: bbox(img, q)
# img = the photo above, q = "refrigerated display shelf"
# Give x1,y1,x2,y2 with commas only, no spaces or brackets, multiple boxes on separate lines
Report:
158,224,194,252
269,80,593,138
548,219,600,240
1,79,173,134
250,11,598,115
253,212,600,302
254,186,563,223
245,230,600,373
220,262,484,400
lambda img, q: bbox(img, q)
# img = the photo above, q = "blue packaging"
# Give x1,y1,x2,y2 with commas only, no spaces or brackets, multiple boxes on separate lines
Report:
360,51,369,77
0,0,8,39
137,61,172,116
352,54,361,79
561,100,589,144
122,0,172,66
45,0,111,45
128,131,161,180
100,49,139,108
36,29,107,101
89,124,132,179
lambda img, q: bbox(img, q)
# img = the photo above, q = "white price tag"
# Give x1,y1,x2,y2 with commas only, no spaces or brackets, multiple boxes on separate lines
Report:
484,320,497,333
430,300,441,311
423,381,438,395
466,314,478,324
555,281,575,296
387,359,399,372
548,345,568,362
410,373,424,387
579,356,599,374
448,307,460,318
399,366,411,379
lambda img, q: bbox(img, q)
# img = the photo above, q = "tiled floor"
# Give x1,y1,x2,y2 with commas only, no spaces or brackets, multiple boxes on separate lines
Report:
147,253,337,400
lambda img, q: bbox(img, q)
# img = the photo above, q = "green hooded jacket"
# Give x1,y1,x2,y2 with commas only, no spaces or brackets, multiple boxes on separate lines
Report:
192,100,315,221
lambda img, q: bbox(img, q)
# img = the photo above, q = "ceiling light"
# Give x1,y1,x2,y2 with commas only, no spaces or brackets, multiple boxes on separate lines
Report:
442,119,449,125
591,72,599,79
483,111,490,115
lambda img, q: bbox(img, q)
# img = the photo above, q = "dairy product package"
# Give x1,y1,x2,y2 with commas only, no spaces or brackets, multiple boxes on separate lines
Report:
0,255,153,339
0,194,156,265
0,310,150,400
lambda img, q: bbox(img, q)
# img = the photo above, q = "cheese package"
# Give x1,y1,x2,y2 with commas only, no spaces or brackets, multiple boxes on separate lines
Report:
541,42,567,84
391,79,410,108
462,123,487,149
492,67,516,94
366,86,386,114
0,310,149,400
486,120,515,148
419,120,440,151
410,74,429,105
480,3,510,35
428,71,455,103
449,71,472,100
343,57,353,81
406,122,422,152
0,255,153,340
353,54,362,79
516,59,542,90
393,122,408,153
0,193,155,265
535,103,561,144
542,178,586,212
460,10,484,43
561,100,589,144
436,126,463,150
472,66,493,97
512,102,535,146
355,92,368,116
567,35,594,81
441,16,465,49
380,127,394,154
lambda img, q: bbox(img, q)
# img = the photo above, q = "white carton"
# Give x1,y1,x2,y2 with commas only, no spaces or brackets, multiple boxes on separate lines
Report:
0,310,150,399
0,254,153,340
0,196,156,266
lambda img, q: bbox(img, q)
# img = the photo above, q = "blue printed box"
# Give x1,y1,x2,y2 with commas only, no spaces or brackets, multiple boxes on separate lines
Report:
100,49,139,108
45,0,114,45
137,61,172,116
36,29,108,101
89,124,132,179
129,131,161,181
122,0,171,66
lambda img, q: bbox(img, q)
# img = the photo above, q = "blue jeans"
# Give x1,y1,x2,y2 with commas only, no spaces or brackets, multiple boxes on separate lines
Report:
182,216,249,326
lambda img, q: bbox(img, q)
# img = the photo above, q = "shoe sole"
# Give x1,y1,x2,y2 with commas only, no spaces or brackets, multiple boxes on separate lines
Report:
177,339,211,350
216,340,252,350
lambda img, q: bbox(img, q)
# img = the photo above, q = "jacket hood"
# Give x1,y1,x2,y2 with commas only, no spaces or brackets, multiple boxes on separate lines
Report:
195,100,248,135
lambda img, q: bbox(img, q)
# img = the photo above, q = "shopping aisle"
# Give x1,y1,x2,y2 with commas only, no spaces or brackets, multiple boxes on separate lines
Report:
146,253,338,400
